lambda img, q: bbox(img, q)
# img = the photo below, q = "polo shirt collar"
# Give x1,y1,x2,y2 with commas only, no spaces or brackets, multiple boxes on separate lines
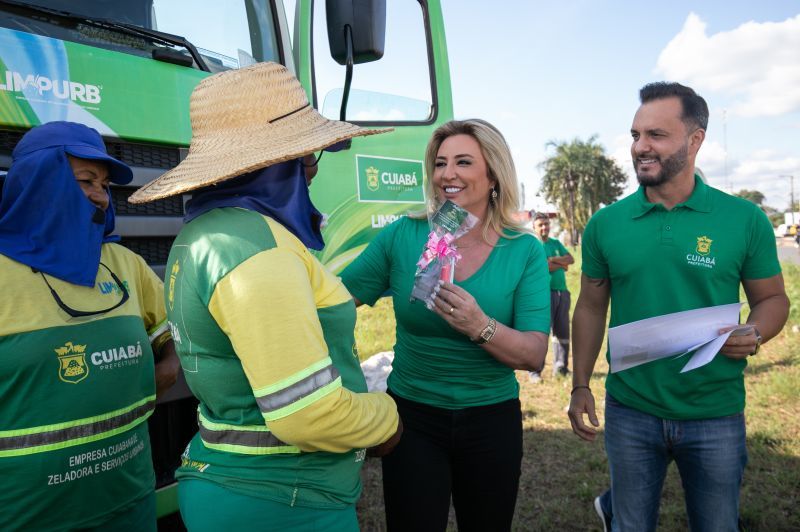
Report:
631,174,711,218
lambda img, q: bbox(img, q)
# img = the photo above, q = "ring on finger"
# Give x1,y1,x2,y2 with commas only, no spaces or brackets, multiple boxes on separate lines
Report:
449,306,455,314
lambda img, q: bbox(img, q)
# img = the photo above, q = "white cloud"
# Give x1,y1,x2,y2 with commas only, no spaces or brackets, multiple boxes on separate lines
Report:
656,13,800,117
726,153,800,208
696,140,732,181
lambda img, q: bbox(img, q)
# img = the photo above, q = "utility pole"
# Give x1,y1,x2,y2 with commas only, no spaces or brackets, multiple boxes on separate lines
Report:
781,175,795,224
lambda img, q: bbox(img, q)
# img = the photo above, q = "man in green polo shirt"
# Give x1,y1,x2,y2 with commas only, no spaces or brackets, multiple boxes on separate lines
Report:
567,82,789,531
529,212,574,383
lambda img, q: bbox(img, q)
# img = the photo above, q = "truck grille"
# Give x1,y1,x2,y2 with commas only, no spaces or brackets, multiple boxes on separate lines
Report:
119,236,176,265
111,186,184,216
0,128,181,169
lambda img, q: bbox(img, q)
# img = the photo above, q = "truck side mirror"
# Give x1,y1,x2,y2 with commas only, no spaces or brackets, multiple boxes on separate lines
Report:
326,0,386,65
325,0,386,134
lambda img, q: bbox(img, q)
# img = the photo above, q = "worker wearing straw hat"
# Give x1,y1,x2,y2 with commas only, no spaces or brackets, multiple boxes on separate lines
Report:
130,62,401,531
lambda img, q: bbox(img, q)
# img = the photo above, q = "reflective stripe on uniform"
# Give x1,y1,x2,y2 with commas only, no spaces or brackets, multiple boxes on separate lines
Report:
147,319,169,343
0,395,156,458
197,411,300,455
253,358,342,422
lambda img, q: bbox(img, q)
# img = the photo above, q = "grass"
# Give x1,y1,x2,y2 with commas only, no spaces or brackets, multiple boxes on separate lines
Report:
353,249,800,531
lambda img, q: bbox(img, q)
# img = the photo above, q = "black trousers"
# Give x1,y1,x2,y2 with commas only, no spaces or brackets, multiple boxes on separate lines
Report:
382,391,523,532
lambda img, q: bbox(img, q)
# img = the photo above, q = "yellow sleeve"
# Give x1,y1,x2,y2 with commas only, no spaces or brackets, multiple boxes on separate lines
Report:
208,247,398,453
130,251,170,346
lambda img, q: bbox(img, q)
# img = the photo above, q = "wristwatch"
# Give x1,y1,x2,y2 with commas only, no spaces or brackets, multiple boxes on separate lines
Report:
749,327,763,356
473,317,497,345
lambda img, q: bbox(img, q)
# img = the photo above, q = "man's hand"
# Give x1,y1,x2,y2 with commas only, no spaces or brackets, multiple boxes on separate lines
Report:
367,417,403,457
718,325,758,360
568,387,600,442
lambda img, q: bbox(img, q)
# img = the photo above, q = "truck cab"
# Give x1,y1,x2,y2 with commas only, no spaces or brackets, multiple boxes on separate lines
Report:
0,0,452,520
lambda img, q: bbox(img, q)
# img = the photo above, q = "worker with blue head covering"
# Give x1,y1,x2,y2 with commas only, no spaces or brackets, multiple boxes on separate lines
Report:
0,121,179,531
0,121,132,285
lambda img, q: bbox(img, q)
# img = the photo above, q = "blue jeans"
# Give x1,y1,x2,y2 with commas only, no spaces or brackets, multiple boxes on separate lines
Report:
600,394,747,532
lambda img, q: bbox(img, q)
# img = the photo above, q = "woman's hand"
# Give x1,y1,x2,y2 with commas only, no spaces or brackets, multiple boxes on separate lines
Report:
426,280,488,340
426,280,548,371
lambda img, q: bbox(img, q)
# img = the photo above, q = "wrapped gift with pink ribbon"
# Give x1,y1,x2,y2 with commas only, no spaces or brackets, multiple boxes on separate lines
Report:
410,200,478,302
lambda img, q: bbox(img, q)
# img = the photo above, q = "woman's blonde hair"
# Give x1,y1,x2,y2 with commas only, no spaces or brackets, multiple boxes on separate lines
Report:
417,119,528,240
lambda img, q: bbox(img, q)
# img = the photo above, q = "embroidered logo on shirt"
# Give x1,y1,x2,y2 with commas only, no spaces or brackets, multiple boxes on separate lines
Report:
55,342,89,384
696,236,713,255
686,235,716,269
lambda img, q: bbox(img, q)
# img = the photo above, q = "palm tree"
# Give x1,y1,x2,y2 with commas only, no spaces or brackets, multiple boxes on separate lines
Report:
539,136,627,244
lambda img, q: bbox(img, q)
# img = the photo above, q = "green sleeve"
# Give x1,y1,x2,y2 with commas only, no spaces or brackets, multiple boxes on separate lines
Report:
512,238,551,333
555,239,570,256
581,214,608,279
341,219,401,305
742,206,782,280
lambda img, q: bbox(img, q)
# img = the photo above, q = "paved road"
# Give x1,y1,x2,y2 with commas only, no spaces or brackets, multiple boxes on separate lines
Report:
777,237,800,265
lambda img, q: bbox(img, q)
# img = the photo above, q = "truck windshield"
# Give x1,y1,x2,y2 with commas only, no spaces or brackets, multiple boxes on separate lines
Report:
0,0,280,72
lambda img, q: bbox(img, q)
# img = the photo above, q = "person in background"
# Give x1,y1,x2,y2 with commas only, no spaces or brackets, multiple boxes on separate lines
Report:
129,62,401,532
528,211,574,383
0,121,179,531
341,119,550,531
568,82,789,531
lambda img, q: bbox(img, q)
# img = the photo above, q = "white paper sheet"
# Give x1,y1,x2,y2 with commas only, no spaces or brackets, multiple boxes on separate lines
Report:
608,303,742,374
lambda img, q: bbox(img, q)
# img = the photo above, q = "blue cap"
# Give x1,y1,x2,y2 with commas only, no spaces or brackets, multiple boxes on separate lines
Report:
12,121,133,184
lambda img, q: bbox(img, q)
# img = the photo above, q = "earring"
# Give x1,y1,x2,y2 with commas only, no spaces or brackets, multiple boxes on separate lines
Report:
490,187,498,204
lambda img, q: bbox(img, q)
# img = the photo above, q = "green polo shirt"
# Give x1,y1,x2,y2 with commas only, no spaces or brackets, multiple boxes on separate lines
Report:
541,237,570,291
582,175,780,420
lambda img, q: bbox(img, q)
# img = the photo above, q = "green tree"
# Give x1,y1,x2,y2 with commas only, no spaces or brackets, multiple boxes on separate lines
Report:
539,136,627,243
734,189,765,205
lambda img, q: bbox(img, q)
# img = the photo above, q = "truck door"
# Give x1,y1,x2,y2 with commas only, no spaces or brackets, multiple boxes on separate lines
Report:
292,0,453,272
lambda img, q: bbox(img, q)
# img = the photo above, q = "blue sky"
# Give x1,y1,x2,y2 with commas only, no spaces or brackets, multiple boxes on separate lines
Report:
440,1,800,211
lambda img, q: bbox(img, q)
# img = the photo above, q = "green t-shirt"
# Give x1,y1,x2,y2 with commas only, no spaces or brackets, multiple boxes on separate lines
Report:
542,237,570,291
341,217,551,409
582,176,781,419
168,208,397,509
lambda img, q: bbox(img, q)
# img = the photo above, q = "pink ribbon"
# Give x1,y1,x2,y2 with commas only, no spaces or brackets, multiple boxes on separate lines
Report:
417,231,461,270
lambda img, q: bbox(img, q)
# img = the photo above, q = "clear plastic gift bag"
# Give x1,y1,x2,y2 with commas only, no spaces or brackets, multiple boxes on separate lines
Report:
410,200,479,302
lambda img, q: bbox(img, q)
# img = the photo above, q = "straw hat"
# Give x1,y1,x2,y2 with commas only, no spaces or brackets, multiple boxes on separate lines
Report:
129,62,389,203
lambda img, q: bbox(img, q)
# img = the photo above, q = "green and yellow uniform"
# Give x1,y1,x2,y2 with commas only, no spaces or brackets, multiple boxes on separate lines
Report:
341,217,551,408
0,244,169,530
166,209,398,515
582,176,781,419
542,237,570,291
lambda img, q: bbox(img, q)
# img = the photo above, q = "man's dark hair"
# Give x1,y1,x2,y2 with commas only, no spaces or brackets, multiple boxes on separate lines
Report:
639,82,709,131
532,212,549,222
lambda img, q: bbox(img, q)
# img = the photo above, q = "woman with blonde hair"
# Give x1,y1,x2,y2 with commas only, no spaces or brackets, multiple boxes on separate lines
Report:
342,119,551,531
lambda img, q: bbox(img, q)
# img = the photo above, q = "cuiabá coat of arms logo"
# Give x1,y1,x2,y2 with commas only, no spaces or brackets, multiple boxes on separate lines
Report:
696,236,713,256
366,166,380,192
55,342,89,383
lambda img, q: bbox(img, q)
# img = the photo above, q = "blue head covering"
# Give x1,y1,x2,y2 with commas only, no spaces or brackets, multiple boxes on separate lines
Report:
184,158,325,250
0,121,133,287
